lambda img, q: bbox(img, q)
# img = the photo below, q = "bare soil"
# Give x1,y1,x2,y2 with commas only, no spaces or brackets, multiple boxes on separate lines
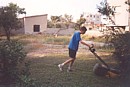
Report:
26,42,68,58
26,40,109,59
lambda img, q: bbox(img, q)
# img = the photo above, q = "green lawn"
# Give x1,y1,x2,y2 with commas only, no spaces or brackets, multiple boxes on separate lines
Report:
10,35,130,87
29,52,123,87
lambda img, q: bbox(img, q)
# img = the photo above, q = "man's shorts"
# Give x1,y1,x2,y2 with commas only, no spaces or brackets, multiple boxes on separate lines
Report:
69,48,77,59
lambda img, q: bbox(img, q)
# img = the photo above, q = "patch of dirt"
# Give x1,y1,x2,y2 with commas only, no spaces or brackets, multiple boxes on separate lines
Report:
26,40,108,59
27,43,68,58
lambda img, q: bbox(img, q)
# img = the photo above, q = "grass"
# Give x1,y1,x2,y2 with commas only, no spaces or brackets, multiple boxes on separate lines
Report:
81,34,106,43
1,35,129,87
29,53,123,87
43,36,70,45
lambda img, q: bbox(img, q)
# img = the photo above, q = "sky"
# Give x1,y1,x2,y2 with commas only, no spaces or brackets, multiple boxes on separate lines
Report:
0,0,102,21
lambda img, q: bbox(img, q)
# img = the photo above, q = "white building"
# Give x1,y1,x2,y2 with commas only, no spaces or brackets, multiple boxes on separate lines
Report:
85,13,102,29
14,14,48,34
86,13,102,25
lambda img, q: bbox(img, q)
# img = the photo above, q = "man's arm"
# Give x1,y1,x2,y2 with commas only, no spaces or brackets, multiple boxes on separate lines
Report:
80,40,91,47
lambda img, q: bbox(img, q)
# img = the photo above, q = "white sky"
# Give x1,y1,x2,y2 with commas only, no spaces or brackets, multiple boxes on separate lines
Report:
0,0,102,21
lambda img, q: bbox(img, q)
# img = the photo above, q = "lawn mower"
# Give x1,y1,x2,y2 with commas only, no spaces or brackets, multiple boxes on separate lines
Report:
89,45,121,78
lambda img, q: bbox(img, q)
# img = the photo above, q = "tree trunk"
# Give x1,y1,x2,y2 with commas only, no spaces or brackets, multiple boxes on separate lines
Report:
5,28,11,41
108,16,116,25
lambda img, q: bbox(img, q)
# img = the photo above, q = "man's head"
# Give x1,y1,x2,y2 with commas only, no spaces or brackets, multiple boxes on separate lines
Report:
80,26,87,34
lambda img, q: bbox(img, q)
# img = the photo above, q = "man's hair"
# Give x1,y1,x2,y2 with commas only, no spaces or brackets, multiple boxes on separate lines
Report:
80,26,87,31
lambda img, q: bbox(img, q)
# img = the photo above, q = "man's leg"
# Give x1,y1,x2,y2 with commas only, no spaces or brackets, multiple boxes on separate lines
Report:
58,58,74,71
58,48,76,71
68,58,75,71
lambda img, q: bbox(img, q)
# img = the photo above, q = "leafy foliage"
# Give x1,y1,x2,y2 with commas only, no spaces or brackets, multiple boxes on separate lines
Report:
50,16,61,28
97,0,115,24
75,14,86,30
0,3,26,40
0,40,40,86
97,0,115,16
62,14,73,28
0,40,26,84
104,28,130,74
111,32,130,73
47,20,54,28
49,14,73,28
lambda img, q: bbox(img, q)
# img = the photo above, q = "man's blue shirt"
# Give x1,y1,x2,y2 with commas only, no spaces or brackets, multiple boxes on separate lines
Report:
68,32,81,51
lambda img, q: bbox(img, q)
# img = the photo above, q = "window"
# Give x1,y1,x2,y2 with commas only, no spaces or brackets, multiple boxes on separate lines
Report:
33,25,40,32
97,16,99,18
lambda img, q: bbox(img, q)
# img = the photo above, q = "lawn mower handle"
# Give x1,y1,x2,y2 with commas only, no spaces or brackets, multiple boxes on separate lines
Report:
89,44,121,76
89,44,96,53
89,44,109,68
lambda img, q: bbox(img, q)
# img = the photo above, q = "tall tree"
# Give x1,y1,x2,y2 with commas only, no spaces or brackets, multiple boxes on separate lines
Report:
97,0,116,25
0,3,26,40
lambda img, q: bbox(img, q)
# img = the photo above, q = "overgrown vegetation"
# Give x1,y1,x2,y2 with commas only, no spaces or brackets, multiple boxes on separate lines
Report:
101,29,130,77
0,40,25,83
97,0,130,76
111,32,130,74
0,40,40,87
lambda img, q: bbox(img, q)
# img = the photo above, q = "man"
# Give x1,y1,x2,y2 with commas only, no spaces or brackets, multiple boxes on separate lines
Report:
58,26,91,72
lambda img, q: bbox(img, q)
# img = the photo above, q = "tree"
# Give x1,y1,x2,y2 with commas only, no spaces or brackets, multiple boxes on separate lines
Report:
50,16,61,28
97,0,116,25
62,14,73,28
75,13,86,30
0,3,26,41
47,20,54,28
98,0,130,75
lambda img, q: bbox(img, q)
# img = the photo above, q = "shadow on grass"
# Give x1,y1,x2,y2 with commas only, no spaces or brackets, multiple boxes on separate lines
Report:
28,53,129,87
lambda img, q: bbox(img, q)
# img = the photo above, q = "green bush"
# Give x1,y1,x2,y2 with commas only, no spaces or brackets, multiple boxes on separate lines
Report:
111,32,130,73
0,40,40,86
0,40,26,84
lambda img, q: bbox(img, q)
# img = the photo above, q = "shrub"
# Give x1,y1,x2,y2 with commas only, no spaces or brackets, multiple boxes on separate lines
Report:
0,40,39,87
111,32,130,73
0,40,26,84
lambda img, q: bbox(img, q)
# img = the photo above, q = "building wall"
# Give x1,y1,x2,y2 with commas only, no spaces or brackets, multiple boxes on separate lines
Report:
24,14,47,34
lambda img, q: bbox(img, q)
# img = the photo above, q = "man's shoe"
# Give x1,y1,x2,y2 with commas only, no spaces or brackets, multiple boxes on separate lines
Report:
67,68,73,72
58,64,63,71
